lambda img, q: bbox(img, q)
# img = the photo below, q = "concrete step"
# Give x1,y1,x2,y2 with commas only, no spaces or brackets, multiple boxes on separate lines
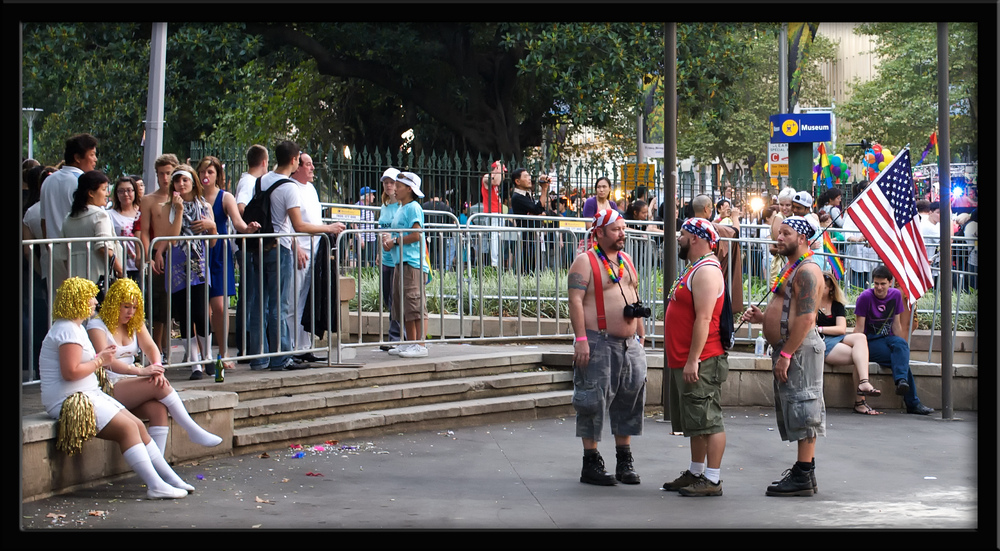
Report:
233,369,574,429
182,358,547,402
232,390,575,455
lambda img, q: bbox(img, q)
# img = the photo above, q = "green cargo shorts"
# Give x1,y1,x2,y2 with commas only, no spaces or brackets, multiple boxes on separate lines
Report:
668,353,729,437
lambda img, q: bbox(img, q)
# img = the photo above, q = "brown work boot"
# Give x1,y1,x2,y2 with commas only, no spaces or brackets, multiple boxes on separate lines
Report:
662,470,701,492
678,476,723,497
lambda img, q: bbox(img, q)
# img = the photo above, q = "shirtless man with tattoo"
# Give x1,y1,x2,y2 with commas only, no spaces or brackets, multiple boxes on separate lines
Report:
741,216,825,497
567,209,647,486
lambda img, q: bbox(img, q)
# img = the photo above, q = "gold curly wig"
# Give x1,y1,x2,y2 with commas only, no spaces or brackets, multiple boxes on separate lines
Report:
98,278,145,337
52,277,99,321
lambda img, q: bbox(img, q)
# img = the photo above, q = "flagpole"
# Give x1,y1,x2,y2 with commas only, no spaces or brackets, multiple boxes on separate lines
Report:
734,146,911,334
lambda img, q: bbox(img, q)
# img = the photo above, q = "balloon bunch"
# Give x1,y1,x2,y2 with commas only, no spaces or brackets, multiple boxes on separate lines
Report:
813,148,850,189
861,143,894,181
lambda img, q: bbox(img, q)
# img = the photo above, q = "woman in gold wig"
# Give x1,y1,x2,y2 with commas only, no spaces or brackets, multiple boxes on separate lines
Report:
39,277,191,499
87,278,223,452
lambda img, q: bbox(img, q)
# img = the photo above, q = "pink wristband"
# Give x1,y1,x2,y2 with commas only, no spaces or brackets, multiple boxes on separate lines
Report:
779,350,792,359
576,336,588,342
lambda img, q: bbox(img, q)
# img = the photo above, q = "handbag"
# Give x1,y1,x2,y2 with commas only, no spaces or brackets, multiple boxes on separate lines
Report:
166,243,207,294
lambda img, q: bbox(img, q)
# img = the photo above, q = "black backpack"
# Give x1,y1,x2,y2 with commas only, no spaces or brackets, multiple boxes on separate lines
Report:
242,177,294,247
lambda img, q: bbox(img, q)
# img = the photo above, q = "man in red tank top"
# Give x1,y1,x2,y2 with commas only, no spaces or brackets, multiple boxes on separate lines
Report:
662,218,728,496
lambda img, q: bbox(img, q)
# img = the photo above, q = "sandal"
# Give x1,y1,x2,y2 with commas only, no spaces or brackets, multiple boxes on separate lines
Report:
857,379,882,397
853,399,885,415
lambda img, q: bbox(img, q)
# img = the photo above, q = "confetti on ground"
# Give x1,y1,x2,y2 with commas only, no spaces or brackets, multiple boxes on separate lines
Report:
197,474,205,480
289,444,303,450
293,452,306,458
255,496,272,504
88,510,106,517
257,453,270,459
305,472,324,477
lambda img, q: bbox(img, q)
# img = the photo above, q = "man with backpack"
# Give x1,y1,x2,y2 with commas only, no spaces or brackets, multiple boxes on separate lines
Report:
661,218,729,497
242,141,345,371
567,209,647,486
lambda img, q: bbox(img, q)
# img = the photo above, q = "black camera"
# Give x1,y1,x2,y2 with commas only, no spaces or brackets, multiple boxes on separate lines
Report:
624,301,651,319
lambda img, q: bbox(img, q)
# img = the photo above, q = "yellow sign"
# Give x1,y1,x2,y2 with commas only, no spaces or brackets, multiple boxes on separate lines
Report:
327,206,361,219
781,119,799,137
560,220,586,229
620,164,655,196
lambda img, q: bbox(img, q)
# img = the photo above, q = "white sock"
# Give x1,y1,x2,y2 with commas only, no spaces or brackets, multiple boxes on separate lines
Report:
145,441,194,492
148,425,169,455
122,443,185,499
689,461,706,476
159,390,223,447
704,467,721,484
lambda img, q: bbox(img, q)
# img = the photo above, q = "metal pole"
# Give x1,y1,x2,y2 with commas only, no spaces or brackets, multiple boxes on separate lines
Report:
779,23,788,114
661,22,677,420
937,22,953,419
143,22,167,193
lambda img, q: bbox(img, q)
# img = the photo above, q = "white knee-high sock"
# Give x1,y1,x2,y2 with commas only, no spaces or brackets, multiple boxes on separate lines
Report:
159,390,223,447
122,443,186,499
145,441,194,492
148,425,169,455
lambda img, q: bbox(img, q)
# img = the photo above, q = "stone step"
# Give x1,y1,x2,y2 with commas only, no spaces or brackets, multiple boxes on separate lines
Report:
232,390,575,455
233,370,574,429
182,357,547,402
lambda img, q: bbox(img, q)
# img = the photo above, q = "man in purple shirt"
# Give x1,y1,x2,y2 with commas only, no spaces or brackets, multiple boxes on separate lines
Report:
853,265,934,415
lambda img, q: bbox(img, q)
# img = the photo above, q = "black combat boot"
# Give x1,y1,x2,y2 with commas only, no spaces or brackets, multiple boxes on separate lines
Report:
766,463,815,497
580,450,617,486
615,446,641,485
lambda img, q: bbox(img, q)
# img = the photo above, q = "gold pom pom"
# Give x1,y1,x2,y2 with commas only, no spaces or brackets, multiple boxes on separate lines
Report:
56,393,97,456
96,365,115,395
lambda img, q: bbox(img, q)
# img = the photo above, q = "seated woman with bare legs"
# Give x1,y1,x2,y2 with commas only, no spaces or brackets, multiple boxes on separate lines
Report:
87,278,223,452
816,271,883,415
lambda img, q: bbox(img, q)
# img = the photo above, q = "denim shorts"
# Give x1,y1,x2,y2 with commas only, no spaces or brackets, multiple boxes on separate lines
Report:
573,330,647,441
772,332,826,442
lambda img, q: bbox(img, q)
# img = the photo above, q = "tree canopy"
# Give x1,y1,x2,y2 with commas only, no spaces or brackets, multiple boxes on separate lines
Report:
837,22,978,163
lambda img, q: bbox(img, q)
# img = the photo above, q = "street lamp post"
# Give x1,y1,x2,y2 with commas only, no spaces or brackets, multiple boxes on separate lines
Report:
22,107,43,160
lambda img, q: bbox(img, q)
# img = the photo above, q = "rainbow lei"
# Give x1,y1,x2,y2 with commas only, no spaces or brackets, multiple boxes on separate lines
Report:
771,250,814,293
592,244,624,283
668,253,715,301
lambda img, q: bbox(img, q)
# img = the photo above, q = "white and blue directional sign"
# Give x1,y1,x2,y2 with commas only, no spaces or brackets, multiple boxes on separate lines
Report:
769,113,833,143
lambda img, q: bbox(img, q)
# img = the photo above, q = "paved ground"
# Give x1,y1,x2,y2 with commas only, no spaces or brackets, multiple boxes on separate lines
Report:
19,343,987,541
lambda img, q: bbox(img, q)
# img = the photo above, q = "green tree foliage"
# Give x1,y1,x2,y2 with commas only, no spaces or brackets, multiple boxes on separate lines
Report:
22,22,262,176
837,23,977,163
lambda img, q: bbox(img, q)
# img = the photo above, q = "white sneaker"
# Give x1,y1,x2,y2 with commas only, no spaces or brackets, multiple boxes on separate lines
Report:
387,345,404,356
399,344,428,358
147,485,188,500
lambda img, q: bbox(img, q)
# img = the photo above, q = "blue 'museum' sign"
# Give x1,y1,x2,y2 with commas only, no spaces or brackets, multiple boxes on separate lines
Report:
769,113,833,143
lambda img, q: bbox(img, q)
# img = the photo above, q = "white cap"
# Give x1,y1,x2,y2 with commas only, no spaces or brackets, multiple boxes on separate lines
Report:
396,171,424,198
792,190,814,209
381,167,401,182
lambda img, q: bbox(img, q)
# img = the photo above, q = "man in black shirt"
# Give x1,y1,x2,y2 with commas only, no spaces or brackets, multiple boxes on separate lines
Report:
509,168,550,274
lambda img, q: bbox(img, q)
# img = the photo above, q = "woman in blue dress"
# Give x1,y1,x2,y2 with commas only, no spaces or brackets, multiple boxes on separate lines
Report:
196,156,260,371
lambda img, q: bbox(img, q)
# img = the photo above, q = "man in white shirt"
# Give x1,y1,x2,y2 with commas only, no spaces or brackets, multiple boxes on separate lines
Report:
919,201,942,272
233,145,268,355
288,153,324,361
39,133,99,289
245,141,345,371
236,144,269,215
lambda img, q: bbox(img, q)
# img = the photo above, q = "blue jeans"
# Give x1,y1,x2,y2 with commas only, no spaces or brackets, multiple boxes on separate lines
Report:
867,335,919,408
246,245,293,369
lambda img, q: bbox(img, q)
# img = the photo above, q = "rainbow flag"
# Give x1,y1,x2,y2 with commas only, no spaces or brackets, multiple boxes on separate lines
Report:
817,143,832,188
823,231,844,281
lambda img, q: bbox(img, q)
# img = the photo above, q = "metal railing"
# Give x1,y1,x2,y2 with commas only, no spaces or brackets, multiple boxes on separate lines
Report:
22,217,979,384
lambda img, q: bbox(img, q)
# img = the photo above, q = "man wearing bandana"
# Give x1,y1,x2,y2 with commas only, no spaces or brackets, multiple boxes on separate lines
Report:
662,218,728,496
741,216,825,497
567,209,647,486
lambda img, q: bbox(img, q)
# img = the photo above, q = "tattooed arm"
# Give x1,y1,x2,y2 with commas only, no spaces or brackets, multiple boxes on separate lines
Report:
774,262,823,383
568,253,593,368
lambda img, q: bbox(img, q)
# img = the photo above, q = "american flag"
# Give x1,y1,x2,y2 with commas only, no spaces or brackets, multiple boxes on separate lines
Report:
846,148,934,305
